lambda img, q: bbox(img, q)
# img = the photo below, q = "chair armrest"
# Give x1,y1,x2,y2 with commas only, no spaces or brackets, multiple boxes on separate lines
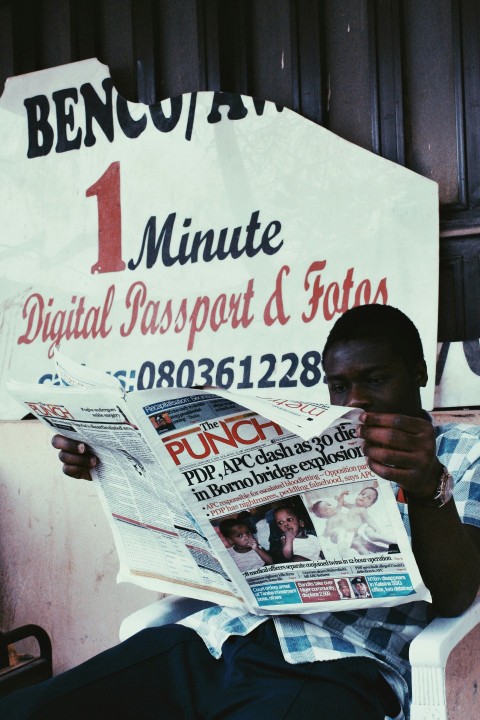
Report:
409,596,480,669
119,596,214,642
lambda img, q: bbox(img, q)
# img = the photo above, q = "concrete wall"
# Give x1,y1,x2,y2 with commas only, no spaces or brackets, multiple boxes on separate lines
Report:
0,416,479,717
0,421,158,674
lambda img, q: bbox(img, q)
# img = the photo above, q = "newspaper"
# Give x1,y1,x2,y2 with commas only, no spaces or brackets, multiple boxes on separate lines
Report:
7,351,431,614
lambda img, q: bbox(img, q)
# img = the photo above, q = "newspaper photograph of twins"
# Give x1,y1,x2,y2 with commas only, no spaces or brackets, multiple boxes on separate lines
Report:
8,351,430,614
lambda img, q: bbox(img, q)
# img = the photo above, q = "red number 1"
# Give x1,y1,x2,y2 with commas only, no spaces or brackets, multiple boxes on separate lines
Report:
86,161,126,274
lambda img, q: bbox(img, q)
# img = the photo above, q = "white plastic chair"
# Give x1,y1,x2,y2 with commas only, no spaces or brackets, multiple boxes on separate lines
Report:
120,595,480,720
409,595,480,719
119,596,214,642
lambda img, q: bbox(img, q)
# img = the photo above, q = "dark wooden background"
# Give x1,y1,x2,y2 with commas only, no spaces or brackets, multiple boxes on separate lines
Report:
1,0,479,341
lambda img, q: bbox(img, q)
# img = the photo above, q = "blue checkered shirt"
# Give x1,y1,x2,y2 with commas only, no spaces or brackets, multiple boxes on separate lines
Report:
180,423,480,717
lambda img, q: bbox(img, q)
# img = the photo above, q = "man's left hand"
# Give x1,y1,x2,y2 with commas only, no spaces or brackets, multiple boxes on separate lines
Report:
356,412,442,499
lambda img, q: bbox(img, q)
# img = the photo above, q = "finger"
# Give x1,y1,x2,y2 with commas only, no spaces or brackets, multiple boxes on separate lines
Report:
364,454,440,496
364,458,410,483
362,444,418,470
58,450,97,468
357,426,411,451
52,435,87,454
359,413,429,434
358,425,435,453
61,464,93,481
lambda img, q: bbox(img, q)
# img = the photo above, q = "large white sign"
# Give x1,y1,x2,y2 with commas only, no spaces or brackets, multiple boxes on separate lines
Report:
0,59,439,419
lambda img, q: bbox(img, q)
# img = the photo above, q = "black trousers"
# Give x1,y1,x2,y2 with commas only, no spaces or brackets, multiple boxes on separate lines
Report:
0,621,400,719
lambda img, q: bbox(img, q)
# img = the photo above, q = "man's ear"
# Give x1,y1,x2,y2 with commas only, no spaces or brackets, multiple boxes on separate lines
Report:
413,360,428,388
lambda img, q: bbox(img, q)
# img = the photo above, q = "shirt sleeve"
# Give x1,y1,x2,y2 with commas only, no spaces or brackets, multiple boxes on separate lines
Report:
436,423,480,530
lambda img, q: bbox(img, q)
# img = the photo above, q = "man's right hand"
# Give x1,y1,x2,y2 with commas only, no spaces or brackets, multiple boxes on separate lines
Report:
51,435,98,481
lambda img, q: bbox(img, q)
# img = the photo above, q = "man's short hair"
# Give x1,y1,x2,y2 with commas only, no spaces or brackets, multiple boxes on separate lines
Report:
322,304,424,371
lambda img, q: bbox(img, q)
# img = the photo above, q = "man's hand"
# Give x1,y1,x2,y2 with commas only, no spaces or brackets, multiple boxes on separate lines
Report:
356,412,442,499
356,412,480,616
51,434,97,481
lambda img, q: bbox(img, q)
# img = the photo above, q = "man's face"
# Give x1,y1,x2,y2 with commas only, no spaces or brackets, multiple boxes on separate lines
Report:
323,338,425,416
338,581,351,597
354,581,368,595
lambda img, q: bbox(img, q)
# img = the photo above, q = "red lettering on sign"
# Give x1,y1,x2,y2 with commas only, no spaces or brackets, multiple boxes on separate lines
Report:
87,161,126,274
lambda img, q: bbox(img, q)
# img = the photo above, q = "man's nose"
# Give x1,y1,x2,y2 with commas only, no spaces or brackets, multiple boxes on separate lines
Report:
346,384,371,410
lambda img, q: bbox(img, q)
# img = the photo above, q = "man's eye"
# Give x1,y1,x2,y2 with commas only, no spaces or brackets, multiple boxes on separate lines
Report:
368,376,386,386
329,384,346,393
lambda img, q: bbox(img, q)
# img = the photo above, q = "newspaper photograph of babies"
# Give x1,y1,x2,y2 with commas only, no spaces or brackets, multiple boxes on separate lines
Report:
306,480,400,560
212,495,324,572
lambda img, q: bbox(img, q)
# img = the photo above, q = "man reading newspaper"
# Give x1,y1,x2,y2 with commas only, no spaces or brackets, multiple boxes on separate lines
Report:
2,304,480,720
